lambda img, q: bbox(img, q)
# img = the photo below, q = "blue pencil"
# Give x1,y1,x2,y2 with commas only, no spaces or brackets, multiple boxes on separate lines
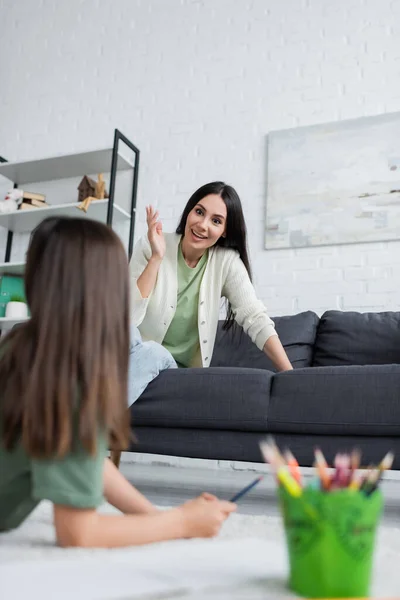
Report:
229,476,264,502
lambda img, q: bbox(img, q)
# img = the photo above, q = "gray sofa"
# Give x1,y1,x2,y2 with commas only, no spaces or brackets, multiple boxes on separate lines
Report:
129,310,400,469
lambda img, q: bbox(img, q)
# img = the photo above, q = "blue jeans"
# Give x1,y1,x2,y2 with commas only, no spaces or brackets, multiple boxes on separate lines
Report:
128,325,177,407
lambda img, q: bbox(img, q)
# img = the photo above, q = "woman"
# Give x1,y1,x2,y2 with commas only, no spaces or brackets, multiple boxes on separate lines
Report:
130,181,293,371
0,216,235,546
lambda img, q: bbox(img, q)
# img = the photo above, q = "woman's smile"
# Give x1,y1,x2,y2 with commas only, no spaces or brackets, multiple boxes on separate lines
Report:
190,228,208,241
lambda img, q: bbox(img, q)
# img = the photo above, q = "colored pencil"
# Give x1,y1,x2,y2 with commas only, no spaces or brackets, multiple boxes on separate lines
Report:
350,448,361,472
276,467,303,498
259,440,285,474
363,451,394,496
230,476,264,502
284,449,302,485
314,448,331,490
259,436,394,499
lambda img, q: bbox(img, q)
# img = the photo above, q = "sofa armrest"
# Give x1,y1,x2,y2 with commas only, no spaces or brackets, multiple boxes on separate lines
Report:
130,367,273,432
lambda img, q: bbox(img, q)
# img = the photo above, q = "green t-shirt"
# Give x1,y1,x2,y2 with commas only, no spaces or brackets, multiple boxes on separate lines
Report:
162,245,208,368
0,417,107,531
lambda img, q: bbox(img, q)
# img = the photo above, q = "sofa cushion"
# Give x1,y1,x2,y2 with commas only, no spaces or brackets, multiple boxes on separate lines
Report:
313,310,400,366
211,311,319,371
267,365,400,436
130,367,273,432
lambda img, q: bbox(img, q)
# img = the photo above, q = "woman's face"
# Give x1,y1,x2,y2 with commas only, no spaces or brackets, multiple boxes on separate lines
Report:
184,194,227,251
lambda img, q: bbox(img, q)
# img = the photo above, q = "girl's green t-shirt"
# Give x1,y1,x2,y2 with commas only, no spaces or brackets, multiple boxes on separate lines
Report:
0,419,107,531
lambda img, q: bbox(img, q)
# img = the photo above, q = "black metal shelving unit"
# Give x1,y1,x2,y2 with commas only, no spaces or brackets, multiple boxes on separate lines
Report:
0,128,139,261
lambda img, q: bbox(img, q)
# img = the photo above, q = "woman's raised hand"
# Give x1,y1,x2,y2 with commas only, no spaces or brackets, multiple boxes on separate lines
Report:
146,205,166,260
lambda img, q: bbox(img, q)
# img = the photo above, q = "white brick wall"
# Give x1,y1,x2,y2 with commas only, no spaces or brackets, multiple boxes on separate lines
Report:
1,0,400,316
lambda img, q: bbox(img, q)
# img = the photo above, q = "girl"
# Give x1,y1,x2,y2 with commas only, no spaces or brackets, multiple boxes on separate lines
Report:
130,181,293,371
0,216,235,547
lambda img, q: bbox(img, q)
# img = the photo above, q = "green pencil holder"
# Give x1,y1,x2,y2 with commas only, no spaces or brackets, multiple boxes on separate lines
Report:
278,486,383,598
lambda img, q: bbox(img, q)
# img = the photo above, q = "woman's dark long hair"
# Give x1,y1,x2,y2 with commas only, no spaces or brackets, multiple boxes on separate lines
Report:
0,217,130,458
176,181,251,330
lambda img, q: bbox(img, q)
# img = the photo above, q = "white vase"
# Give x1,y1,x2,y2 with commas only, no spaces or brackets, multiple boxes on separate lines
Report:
5,301,28,319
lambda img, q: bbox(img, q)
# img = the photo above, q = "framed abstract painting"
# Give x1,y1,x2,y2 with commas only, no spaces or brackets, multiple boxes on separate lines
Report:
265,112,400,249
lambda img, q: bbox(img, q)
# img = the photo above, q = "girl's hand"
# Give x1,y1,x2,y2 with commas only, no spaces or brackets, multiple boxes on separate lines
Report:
201,492,218,501
146,205,166,260
178,495,236,539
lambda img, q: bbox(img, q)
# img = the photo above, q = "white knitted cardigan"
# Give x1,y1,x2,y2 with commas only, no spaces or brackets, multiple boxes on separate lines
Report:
130,233,276,367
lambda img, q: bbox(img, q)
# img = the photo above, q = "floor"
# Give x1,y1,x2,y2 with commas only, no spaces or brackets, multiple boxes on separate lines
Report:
120,452,400,524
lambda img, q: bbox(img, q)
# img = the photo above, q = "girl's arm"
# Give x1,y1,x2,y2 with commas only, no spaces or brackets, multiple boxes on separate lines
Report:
53,457,236,548
36,435,235,549
103,458,158,515
53,495,236,548
54,504,185,547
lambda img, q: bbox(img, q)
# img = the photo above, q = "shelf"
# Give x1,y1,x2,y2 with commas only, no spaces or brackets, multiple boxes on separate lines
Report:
0,262,25,276
0,200,130,233
0,148,134,185
0,316,28,329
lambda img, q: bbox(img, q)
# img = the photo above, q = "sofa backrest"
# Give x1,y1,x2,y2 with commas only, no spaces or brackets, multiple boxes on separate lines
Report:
211,310,319,371
313,310,400,366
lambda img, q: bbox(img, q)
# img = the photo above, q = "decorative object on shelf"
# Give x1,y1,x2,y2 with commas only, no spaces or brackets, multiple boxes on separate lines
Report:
78,175,97,202
0,189,23,213
0,274,26,317
20,191,48,210
0,189,48,213
77,173,109,213
5,294,28,319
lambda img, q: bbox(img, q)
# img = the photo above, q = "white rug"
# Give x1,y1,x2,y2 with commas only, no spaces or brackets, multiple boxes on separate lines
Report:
1,502,400,599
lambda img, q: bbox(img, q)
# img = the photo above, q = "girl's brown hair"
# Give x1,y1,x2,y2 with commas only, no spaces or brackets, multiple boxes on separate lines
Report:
0,216,130,457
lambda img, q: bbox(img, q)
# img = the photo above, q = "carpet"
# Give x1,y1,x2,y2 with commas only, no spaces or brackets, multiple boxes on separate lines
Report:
1,501,400,599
